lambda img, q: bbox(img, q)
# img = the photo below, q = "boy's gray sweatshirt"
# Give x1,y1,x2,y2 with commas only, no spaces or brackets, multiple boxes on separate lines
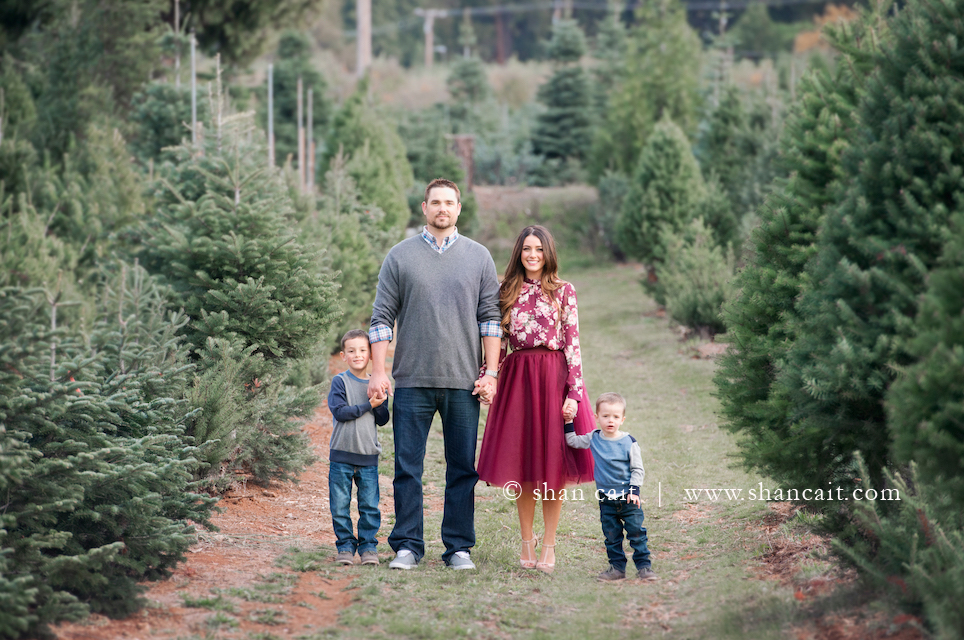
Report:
370,234,501,390
328,371,389,466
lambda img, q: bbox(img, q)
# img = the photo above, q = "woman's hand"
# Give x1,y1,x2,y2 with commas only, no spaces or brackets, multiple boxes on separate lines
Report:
562,398,577,422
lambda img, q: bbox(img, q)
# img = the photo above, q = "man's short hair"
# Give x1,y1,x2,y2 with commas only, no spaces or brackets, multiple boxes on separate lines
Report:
595,392,627,415
424,178,461,203
341,329,370,350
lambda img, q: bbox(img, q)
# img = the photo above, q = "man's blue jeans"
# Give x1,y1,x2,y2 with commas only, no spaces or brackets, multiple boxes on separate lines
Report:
328,461,381,555
599,496,651,572
388,387,480,563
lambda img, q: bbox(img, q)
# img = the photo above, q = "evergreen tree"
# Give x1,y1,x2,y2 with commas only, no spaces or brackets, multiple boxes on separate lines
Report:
322,79,413,238
888,212,964,507
141,98,337,484
589,0,702,179
591,1,628,114
714,10,884,491
130,82,206,167
257,30,331,180
531,20,593,163
732,0,964,496
616,116,705,267
0,265,218,638
302,154,393,347
23,0,165,161
448,56,494,136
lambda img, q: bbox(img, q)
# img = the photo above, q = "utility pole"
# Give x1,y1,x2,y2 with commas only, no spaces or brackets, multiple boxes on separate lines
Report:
357,0,372,76
415,8,441,68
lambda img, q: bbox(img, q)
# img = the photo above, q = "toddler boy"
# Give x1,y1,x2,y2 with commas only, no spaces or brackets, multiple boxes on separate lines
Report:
565,392,656,581
328,330,390,566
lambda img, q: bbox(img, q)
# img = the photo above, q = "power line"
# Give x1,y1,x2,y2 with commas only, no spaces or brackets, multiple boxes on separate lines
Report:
343,0,829,37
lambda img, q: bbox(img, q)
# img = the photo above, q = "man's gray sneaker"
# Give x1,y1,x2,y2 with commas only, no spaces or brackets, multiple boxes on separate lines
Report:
360,551,379,566
335,551,354,566
446,551,476,570
389,549,418,570
637,567,657,581
597,566,626,581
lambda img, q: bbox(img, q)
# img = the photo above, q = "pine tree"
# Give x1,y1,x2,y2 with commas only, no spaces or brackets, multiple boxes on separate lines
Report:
591,1,628,114
322,79,413,238
589,0,702,179
713,9,884,490
141,91,337,484
130,82,205,166
737,0,964,496
448,56,494,136
888,212,964,506
301,154,393,349
531,20,593,163
616,116,705,267
0,264,218,638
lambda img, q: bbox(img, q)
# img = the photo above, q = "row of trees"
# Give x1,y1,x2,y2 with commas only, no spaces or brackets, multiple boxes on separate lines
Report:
0,1,453,635
714,0,964,634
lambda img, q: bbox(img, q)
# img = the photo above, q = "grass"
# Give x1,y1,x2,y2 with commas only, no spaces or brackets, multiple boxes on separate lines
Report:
328,263,812,639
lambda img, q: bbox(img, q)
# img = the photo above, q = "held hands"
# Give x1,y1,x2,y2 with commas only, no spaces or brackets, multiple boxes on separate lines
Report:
562,398,578,422
369,392,387,408
368,371,392,401
473,375,498,405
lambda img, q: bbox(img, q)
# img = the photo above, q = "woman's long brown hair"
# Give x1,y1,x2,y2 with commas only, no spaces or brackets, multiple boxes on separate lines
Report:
500,225,563,333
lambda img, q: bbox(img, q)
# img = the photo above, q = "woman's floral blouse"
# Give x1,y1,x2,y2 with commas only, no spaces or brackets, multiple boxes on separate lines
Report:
500,278,584,401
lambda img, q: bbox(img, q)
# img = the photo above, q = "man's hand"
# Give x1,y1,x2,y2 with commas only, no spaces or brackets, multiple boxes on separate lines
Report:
628,493,641,506
472,375,497,404
368,371,392,399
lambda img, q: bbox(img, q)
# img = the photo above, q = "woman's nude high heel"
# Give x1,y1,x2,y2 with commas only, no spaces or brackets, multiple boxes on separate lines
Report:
520,536,539,569
536,543,555,574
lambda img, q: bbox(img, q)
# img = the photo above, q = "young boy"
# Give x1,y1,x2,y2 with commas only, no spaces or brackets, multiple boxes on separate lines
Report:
328,329,390,566
565,392,656,581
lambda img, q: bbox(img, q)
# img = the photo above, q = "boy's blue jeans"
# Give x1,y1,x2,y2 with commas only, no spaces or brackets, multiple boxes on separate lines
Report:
388,387,480,564
329,461,380,555
599,496,651,572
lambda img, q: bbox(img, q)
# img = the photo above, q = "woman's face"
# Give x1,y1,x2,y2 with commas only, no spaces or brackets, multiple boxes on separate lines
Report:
521,234,545,279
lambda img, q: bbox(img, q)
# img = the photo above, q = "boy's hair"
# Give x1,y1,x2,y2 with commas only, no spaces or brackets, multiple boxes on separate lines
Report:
340,329,371,350
424,177,461,203
595,392,627,415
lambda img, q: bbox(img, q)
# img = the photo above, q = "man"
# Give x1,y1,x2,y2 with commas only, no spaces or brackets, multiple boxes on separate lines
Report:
368,178,501,570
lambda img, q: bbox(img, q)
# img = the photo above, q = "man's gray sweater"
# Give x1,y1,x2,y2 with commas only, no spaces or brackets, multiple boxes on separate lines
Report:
370,234,501,390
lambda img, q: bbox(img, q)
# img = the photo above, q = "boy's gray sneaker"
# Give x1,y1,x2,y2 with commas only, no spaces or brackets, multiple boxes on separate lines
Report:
446,551,476,570
637,567,657,581
360,551,379,566
335,551,354,565
597,566,626,581
389,549,418,570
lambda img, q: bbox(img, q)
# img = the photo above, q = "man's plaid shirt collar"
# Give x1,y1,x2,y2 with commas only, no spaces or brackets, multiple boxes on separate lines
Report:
421,226,459,254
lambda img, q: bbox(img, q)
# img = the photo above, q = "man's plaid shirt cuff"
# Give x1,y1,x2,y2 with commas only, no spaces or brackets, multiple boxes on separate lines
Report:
479,321,503,338
369,324,393,343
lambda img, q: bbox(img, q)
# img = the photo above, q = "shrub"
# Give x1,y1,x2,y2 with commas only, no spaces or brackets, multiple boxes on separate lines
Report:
657,218,735,335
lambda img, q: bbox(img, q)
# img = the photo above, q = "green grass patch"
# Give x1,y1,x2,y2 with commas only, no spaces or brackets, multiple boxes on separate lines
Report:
179,593,236,612
276,547,332,572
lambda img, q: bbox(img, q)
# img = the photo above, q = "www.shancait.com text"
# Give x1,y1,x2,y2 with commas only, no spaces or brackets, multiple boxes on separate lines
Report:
683,483,900,502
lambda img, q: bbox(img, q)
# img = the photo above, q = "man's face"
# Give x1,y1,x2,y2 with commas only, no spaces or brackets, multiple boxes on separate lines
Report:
421,186,462,231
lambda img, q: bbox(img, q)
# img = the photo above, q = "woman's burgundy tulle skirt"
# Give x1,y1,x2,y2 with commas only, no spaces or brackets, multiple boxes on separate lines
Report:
477,346,594,491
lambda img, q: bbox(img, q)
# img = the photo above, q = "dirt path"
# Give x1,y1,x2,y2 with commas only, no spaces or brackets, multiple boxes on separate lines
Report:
51,359,376,640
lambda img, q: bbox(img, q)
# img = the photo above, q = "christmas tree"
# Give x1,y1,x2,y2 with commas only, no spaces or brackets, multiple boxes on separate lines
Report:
714,8,885,491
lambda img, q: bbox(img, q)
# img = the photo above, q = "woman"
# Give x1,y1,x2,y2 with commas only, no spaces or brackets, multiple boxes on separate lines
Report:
477,225,594,573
